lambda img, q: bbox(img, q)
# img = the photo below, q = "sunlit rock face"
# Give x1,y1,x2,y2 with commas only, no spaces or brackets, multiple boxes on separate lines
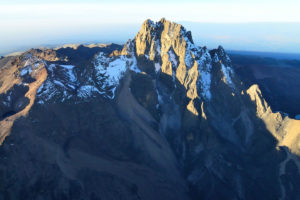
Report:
0,19,300,200
133,19,237,117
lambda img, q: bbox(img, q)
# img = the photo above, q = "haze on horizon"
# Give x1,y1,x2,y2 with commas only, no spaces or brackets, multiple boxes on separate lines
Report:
1,0,300,55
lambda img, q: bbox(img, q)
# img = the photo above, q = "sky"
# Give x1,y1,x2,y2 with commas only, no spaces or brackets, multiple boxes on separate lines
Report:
1,0,300,55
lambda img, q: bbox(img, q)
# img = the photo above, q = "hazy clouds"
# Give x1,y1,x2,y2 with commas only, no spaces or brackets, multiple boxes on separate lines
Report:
1,0,300,55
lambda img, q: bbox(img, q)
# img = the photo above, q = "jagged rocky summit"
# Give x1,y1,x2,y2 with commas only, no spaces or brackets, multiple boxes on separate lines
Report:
0,18,300,200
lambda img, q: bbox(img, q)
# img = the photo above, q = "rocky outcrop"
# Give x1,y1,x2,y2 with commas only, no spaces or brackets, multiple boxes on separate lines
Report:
0,54,48,144
247,84,300,155
121,19,300,199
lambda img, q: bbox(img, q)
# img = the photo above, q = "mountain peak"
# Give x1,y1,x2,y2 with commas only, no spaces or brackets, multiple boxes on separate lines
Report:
1,18,300,200
130,19,236,115
134,18,195,59
159,17,167,24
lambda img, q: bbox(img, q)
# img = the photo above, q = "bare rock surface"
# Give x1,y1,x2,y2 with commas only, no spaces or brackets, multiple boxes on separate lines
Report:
0,19,299,200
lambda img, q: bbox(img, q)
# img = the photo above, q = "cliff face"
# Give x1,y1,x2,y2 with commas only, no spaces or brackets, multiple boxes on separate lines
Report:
0,19,300,200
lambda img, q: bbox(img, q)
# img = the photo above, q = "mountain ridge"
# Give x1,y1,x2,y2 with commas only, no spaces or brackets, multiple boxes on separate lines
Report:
0,18,300,200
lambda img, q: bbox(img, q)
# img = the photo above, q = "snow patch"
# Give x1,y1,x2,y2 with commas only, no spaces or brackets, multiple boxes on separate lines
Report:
37,80,56,103
95,53,129,98
48,64,56,72
103,58,127,85
200,71,212,99
185,50,193,69
95,51,141,99
128,57,141,73
213,53,219,63
156,104,159,109
37,83,44,93
21,56,44,77
225,54,231,63
110,88,117,99
197,50,212,100
34,62,40,69
156,89,163,104
168,50,178,67
221,64,234,87
154,63,161,72
24,60,32,67
60,65,76,82
36,64,77,103
53,80,65,87
156,40,161,54
77,85,103,98
146,19,156,28
20,66,32,76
